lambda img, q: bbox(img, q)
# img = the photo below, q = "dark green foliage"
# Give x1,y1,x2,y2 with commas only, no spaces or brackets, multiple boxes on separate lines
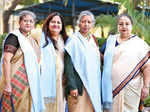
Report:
96,37,106,49
144,95,150,107
0,33,7,58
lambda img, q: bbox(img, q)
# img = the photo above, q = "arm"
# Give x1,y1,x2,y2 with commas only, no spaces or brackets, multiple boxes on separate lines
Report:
3,52,14,93
141,61,150,100
64,51,78,97
2,34,19,94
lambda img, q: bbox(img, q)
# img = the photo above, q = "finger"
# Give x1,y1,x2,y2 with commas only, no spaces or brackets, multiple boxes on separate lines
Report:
141,94,147,100
3,89,11,95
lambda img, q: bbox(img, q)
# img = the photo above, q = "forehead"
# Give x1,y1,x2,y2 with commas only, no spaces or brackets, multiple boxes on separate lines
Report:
118,16,131,23
21,15,34,20
81,15,92,20
51,15,61,21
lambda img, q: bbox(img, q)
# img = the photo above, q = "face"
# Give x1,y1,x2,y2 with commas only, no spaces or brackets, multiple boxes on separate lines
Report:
118,16,133,37
79,15,93,35
49,15,62,36
19,15,35,34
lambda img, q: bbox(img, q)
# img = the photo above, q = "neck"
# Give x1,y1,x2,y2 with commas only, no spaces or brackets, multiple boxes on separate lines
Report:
120,34,131,40
51,34,60,41
19,29,29,37
119,34,132,43
80,31,89,38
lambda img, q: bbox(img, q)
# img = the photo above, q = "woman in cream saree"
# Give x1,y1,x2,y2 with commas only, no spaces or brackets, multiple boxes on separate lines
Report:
101,13,150,112
112,34,150,112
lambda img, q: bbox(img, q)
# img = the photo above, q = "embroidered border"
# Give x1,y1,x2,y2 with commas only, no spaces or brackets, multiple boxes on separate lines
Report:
113,51,150,98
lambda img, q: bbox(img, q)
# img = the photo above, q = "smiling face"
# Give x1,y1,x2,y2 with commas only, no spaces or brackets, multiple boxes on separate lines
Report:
79,15,93,35
117,16,133,37
49,15,62,37
19,15,35,35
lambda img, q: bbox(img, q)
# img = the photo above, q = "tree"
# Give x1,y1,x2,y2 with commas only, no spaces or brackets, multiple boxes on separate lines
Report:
2,0,52,33
3,0,22,33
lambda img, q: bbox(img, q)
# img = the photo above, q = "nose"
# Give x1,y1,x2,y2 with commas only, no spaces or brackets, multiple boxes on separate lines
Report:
85,21,89,26
122,24,126,28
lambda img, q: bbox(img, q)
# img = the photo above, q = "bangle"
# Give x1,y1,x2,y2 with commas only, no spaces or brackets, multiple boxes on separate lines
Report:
143,85,149,88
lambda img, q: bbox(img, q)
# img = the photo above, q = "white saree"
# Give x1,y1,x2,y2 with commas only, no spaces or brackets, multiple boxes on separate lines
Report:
111,35,150,112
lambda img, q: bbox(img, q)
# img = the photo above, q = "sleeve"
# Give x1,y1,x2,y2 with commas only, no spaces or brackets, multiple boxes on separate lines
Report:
64,51,78,91
4,33,20,54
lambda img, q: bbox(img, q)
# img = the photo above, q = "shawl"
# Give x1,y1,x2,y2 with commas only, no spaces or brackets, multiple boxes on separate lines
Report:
7,29,44,112
102,35,116,104
65,32,102,112
40,32,56,100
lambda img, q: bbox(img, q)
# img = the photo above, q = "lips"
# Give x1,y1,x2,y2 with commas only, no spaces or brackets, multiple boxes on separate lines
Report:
121,30,127,32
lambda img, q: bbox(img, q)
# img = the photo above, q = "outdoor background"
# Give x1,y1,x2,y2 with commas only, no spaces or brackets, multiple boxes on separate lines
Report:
0,0,150,108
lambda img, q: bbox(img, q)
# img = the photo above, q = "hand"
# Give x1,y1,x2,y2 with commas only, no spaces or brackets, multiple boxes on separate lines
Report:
3,83,12,95
141,86,149,100
70,89,78,98
103,109,112,112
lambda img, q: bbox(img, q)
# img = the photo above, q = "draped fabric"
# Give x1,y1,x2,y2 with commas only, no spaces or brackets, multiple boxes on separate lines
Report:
104,34,150,112
0,29,44,112
102,35,116,104
40,32,56,99
65,32,102,112
40,32,65,112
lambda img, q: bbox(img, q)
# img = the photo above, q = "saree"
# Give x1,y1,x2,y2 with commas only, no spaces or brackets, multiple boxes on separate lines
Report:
0,29,44,112
40,33,65,112
108,35,150,112
65,32,102,112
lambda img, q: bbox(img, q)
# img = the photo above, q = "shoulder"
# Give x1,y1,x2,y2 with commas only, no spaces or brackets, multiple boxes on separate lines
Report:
6,33,18,40
133,36,148,45
133,36,150,52
65,32,78,46
31,28,42,46
107,34,118,40
4,33,19,46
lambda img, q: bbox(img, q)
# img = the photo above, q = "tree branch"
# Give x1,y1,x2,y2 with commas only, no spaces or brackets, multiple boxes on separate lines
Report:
8,0,22,10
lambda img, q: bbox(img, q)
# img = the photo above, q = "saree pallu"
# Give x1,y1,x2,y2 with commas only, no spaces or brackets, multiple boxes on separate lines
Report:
112,36,150,112
0,37,40,112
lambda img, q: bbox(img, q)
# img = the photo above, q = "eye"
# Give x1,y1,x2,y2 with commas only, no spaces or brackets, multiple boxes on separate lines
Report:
119,23,123,26
50,21,55,24
57,21,62,24
81,20,85,23
88,21,92,24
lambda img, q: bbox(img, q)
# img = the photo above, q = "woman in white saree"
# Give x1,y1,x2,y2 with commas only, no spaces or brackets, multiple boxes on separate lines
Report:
101,13,150,112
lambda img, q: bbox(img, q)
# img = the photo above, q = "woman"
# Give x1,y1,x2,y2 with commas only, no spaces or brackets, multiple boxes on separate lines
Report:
101,13,150,112
40,12,68,112
0,11,44,112
64,10,111,112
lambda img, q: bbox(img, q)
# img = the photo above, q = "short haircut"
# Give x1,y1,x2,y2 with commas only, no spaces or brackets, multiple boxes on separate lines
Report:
77,10,95,25
19,10,36,21
117,13,133,25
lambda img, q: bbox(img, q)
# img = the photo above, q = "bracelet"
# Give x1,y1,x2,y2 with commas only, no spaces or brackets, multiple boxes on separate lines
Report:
143,85,150,88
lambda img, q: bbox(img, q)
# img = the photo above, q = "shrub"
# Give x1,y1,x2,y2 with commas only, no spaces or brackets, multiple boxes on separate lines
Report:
0,33,7,58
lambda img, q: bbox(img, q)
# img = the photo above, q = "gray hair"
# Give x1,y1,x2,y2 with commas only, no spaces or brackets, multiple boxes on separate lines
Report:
19,10,36,21
77,10,95,25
